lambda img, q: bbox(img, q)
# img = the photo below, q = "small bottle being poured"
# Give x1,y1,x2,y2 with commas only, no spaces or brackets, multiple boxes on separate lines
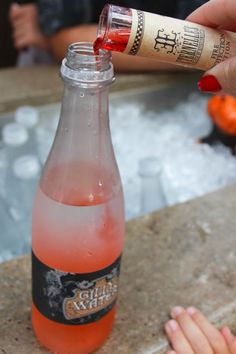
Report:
94,4,236,71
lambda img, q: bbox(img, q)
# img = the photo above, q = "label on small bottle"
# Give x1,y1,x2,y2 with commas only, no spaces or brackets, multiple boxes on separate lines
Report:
32,252,121,325
125,9,236,70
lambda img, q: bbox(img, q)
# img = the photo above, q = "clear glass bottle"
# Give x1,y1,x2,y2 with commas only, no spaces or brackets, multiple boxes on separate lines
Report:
94,4,236,71
138,157,166,214
2,123,29,220
15,105,39,157
31,43,125,354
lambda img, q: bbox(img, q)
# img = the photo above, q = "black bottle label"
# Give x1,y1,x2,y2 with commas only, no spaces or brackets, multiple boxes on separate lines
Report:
32,252,121,325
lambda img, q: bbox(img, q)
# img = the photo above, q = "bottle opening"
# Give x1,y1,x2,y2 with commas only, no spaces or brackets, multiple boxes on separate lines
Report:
66,42,111,70
95,4,132,53
61,42,114,84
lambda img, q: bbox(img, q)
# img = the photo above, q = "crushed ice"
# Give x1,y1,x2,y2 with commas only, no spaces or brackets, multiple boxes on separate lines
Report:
1,92,236,262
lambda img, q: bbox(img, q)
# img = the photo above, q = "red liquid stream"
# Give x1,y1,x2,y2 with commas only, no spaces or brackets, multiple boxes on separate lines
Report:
94,29,131,54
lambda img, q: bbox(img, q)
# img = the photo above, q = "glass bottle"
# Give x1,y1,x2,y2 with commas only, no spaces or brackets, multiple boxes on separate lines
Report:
2,123,29,220
94,4,236,71
31,42,125,354
15,105,39,157
138,157,166,214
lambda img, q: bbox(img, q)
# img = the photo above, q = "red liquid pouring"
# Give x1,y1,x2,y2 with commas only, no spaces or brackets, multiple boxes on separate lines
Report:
94,29,131,54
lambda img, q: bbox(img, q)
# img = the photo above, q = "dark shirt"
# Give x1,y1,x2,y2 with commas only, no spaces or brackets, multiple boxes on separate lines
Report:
38,0,208,36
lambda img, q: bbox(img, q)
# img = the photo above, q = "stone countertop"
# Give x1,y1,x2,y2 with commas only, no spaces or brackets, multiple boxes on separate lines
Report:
1,185,236,354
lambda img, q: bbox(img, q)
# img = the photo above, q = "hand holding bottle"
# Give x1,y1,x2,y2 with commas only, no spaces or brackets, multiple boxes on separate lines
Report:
188,0,236,94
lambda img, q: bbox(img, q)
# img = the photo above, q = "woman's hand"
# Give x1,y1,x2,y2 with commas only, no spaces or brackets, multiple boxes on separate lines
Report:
9,3,49,50
165,307,236,354
187,0,236,95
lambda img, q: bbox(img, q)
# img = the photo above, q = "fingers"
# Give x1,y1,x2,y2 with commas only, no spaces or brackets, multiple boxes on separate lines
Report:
165,319,195,354
186,307,230,353
165,307,232,354
186,0,236,96
198,57,236,95
13,33,30,50
221,327,236,354
12,23,34,49
170,307,214,354
186,0,236,32
9,4,47,50
9,3,37,24
9,3,22,22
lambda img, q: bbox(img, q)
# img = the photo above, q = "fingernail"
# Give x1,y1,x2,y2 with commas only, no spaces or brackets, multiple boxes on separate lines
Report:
187,307,197,316
166,320,178,333
198,75,222,92
171,306,184,318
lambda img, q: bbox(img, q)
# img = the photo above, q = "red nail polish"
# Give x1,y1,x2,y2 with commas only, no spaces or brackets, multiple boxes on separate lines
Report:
198,75,222,92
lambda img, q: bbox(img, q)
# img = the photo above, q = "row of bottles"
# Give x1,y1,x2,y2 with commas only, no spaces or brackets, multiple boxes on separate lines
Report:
0,106,40,260
0,106,166,263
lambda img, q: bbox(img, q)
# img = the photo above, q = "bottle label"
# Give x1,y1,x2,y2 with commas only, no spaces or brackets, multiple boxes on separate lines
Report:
32,252,121,325
125,9,236,71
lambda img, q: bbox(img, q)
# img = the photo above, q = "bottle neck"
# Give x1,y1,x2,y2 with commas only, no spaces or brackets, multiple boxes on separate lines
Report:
41,80,118,204
49,42,115,167
40,42,121,205
51,81,111,165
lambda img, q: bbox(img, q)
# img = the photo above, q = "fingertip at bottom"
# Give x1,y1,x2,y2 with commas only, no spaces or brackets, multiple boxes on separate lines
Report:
221,326,233,340
198,74,222,93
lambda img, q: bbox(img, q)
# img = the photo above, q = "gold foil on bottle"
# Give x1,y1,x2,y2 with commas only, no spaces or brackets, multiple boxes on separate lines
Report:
124,9,236,70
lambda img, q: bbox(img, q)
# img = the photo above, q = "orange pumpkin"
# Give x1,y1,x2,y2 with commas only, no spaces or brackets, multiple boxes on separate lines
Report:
207,95,236,135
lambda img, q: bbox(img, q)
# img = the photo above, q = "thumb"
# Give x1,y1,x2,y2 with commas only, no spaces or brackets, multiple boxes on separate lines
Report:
198,57,236,95
221,327,236,353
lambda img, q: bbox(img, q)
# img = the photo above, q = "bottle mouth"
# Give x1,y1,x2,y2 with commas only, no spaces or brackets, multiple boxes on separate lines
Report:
61,42,114,85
